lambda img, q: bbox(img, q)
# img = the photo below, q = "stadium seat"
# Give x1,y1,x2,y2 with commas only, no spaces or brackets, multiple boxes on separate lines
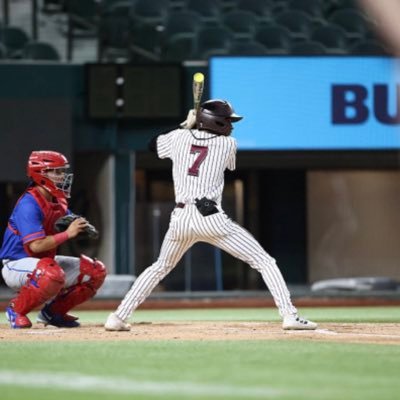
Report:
0,26,30,58
272,0,291,15
97,2,132,61
162,32,196,61
290,40,327,55
311,24,348,54
351,39,388,55
100,0,132,14
42,0,65,14
339,0,360,8
128,0,170,60
130,23,164,61
130,0,169,24
275,10,313,41
200,47,230,59
220,0,239,11
254,25,292,54
66,0,98,33
186,0,220,23
222,10,258,39
323,0,363,17
364,29,379,40
236,0,273,22
64,0,98,60
228,40,268,55
162,10,201,38
288,0,324,23
328,8,370,40
195,26,233,59
168,0,186,9
23,41,61,60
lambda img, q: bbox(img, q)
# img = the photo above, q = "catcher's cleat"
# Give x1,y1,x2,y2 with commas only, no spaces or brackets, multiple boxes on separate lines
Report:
104,313,131,331
37,304,80,328
5,306,32,329
37,310,78,323
282,314,317,330
61,313,79,322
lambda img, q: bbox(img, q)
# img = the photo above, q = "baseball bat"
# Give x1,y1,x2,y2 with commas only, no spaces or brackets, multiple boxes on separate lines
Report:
193,72,205,112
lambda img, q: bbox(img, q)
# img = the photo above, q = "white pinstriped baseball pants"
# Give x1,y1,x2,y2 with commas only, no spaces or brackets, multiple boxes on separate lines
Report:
115,205,298,321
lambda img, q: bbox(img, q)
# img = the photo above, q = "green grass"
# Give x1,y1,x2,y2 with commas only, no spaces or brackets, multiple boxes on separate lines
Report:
70,306,400,323
1,307,400,400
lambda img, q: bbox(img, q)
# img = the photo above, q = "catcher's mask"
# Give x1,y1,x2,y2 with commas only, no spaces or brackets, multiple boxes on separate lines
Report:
27,151,73,199
196,99,242,136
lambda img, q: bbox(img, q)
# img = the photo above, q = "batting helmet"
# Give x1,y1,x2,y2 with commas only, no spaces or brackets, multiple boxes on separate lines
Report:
27,151,73,199
196,99,242,136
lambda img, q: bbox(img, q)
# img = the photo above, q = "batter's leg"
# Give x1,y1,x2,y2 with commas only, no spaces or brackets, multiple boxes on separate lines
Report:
208,222,297,317
111,232,196,324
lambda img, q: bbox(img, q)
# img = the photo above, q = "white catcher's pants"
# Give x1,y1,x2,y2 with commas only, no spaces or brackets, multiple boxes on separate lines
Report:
115,205,298,321
2,256,81,292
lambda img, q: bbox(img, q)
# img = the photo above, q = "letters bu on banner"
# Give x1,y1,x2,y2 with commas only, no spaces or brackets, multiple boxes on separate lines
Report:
332,84,400,125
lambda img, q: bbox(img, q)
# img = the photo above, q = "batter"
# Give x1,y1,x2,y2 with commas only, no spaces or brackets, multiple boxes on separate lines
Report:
105,100,317,331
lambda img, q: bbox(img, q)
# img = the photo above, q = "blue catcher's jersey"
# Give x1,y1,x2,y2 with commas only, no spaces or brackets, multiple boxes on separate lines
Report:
0,192,47,260
0,185,70,261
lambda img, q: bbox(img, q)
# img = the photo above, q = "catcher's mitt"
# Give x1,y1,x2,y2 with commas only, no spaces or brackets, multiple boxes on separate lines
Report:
54,214,99,240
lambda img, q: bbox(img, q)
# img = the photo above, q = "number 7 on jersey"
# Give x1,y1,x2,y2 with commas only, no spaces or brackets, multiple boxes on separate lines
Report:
188,145,208,176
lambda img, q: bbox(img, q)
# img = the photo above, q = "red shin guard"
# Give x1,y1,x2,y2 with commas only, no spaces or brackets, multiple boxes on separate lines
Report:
11,258,65,315
49,254,107,315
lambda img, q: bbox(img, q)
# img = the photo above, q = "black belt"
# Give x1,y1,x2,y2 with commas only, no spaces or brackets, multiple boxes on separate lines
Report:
176,203,185,208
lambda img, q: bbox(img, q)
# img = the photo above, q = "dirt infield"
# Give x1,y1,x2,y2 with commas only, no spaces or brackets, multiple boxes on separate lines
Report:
1,322,400,345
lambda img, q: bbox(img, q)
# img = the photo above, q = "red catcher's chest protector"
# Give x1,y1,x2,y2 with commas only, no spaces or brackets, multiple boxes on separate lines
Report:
25,187,68,258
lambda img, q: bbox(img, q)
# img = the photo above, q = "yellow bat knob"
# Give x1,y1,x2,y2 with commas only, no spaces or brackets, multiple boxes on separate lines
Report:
193,72,204,83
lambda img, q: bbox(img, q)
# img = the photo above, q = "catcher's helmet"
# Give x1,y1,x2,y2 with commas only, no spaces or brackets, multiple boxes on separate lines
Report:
196,99,242,136
27,151,73,198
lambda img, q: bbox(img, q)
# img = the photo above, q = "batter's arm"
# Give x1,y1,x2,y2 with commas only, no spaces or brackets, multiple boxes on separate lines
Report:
148,124,182,153
179,109,196,129
226,138,237,171
148,135,160,153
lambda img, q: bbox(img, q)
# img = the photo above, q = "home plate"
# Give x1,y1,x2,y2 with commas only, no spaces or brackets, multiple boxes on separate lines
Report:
287,328,338,335
316,329,338,335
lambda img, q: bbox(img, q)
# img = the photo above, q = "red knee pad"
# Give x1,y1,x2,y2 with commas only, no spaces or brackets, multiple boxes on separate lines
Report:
48,255,107,315
12,258,65,315
35,258,66,296
79,254,107,290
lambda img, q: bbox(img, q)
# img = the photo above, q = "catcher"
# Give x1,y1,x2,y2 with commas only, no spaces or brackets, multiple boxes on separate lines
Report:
0,150,106,329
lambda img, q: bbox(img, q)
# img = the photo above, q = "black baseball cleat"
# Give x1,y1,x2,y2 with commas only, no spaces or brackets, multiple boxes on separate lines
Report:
37,304,80,328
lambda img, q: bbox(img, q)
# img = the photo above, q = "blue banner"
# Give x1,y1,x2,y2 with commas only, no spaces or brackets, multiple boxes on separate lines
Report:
210,56,400,150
